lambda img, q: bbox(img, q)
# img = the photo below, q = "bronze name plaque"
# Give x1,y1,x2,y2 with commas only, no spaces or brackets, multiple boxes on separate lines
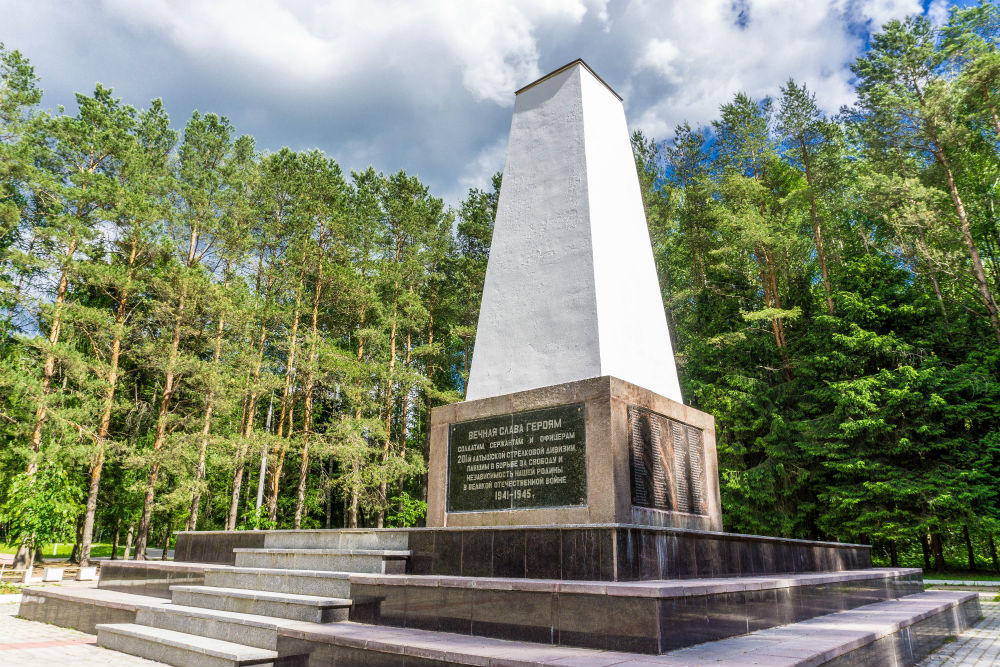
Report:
628,405,707,515
447,403,586,512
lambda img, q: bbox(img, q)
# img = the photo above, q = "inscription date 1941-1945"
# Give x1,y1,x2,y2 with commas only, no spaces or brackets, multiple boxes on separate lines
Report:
447,403,587,512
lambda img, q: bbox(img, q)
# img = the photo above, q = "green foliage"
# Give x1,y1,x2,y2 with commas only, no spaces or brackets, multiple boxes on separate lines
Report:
386,492,427,528
0,465,82,553
237,506,276,531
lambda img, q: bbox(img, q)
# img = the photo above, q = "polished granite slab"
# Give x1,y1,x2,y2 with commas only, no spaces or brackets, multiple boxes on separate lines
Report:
275,590,981,667
345,568,924,654
174,525,871,581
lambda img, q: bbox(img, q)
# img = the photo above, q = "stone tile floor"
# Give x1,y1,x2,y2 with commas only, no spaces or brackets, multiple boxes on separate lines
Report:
0,591,996,666
917,599,1000,667
0,594,166,666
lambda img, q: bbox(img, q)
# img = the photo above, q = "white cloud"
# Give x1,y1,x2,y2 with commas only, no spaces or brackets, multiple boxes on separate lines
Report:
3,0,949,200
927,0,951,27
624,0,925,139
852,0,924,29
101,0,606,105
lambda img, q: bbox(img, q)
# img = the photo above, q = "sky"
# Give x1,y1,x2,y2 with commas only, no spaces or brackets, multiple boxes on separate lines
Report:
2,0,967,206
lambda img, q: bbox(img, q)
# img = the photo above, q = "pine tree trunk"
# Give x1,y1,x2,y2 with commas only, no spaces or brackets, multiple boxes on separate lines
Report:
137,225,199,557
963,525,976,572
800,142,834,314
759,249,793,381
123,523,135,560
349,304,365,529
228,314,268,529
81,248,136,566
325,456,334,529
989,534,999,574
397,329,412,514
422,296,435,505
110,520,120,560
135,281,187,559
931,532,945,572
28,238,77,468
70,512,84,563
920,533,932,570
929,141,1000,343
19,237,76,572
378,292,400,529
189,267,231,531
160,523,170,560
293,224,325,529
228,242,272,530
267,261,307,522
889,540,898,567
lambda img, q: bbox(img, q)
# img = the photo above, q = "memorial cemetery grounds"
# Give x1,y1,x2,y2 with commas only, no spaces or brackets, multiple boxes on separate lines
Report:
2,6,1000,577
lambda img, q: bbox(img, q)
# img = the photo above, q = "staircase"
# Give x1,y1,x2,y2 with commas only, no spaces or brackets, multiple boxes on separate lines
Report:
89,528,982,667
95,533,410,666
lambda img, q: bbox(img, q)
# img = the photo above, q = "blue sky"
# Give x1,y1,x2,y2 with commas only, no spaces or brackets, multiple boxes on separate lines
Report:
2,0,968,205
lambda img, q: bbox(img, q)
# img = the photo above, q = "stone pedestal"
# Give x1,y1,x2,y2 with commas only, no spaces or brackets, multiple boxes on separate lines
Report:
427,376,722,530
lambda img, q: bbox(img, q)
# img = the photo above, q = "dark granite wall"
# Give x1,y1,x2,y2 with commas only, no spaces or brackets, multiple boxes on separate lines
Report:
174,530,266,564
348,571,923,654
172,525,870,581
408,526,871,581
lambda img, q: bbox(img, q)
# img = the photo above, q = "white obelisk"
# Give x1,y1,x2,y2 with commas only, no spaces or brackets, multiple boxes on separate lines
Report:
465,60,682,403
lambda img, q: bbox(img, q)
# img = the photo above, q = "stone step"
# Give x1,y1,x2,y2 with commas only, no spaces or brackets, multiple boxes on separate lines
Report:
233,547,410,574
204,566,351,598
274,590,982,666
261,529,409,551
170,584,352,623
96,622,282,667
136,603,311,651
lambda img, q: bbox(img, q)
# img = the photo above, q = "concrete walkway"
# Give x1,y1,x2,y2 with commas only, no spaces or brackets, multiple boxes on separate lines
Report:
0,590,997,666
917,600,1000,667
0,594,166,666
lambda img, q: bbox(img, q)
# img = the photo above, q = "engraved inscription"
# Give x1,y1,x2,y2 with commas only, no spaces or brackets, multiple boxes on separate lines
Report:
628,406,706,515
447,403,586,512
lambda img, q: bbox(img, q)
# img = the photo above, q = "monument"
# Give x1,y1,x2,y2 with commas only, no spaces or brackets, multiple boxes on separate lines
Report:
426,60,721,531
18,60,979,667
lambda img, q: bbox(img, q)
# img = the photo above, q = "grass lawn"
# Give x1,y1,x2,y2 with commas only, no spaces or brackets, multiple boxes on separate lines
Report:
0,542,125,559
921,570,1000,582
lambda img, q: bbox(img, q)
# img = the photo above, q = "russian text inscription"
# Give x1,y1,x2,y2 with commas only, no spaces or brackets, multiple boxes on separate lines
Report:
447,403,586,512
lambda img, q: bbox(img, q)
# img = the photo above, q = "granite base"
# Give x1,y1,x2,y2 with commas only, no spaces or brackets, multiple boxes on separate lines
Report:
175,525,871,582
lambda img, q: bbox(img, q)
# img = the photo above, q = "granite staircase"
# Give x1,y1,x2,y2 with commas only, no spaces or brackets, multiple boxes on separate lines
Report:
95,530,411,666
15,525,977,666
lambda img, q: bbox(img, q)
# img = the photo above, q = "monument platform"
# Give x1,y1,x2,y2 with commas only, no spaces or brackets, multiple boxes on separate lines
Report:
18,532,981,666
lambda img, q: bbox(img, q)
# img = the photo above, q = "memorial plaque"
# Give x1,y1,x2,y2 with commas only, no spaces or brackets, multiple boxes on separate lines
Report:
628,405,706,515
447,403,586,512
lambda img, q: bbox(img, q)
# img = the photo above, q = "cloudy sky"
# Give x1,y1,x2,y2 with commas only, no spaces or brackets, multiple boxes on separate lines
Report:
3,0,962,204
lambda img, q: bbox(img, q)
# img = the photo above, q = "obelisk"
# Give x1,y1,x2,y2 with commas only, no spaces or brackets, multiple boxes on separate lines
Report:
426,60,720,530
465,60,682,403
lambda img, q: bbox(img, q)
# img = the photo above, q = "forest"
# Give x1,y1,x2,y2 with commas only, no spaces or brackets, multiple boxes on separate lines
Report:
1,5,999,572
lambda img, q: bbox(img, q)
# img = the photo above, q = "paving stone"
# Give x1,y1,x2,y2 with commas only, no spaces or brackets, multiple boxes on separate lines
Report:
0,597,167,666
915,601,1000,667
